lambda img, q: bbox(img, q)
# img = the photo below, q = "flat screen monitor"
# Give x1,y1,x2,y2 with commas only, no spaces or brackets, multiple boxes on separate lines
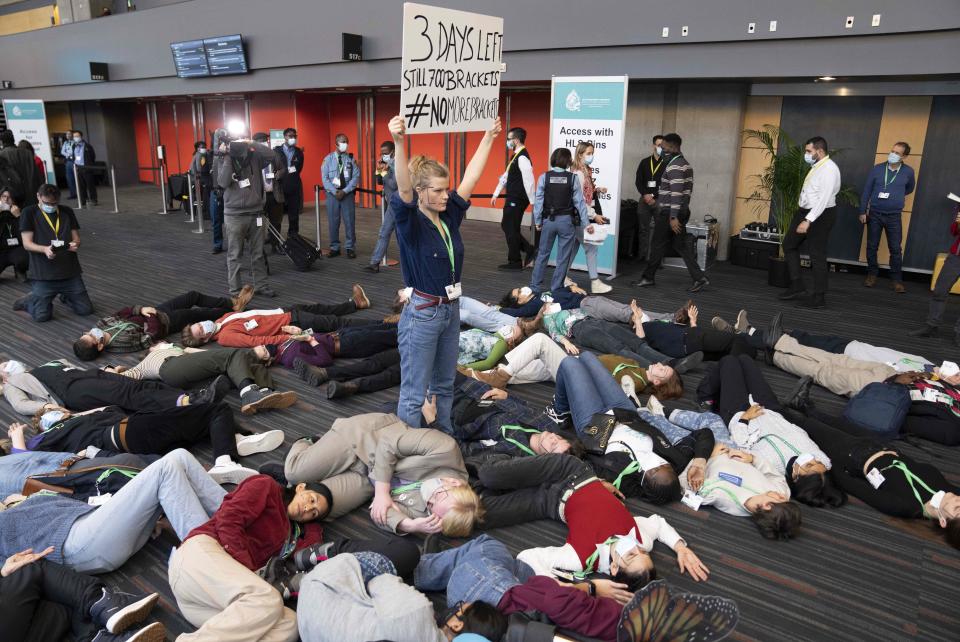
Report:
203,35,248,76
170,39,210,78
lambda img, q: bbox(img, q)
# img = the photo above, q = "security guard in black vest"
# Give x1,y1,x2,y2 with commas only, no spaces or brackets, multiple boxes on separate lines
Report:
190,140,213,229
492,127,537,270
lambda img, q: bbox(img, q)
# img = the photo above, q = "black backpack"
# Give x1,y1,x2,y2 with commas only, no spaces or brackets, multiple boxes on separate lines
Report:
22,453,147,502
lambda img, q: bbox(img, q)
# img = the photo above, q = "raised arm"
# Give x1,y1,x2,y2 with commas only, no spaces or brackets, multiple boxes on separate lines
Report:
388,116,413,204
457,118,503,201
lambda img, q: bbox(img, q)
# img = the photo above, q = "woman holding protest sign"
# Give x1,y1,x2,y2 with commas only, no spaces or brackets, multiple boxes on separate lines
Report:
569,141,612,294
388,114,502,433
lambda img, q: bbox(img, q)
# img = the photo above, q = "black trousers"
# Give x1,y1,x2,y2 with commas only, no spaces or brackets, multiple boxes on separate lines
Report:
697,354,782,423
124,401,240,460
782,207,837,296
160,348,273,390
501,198,534,264
0,559,102,642
289,300,377,332
0,246,28,276
45,371,183,413
327,348,401,393
684,327,755,361
635,199,656,260
642,214,705,281
264,192,284,243
788,329,851,354
476,454,594,530
326,536,421,584
338,325,400,358
197,175,212,221
282,178,303,235
76,167,98,204
156,290,233,333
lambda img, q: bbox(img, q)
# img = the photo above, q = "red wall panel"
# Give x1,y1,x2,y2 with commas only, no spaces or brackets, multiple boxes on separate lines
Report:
250,92,296,137
154,102,179,178
294,93,332,200
171,100,196,175
133,103,155,184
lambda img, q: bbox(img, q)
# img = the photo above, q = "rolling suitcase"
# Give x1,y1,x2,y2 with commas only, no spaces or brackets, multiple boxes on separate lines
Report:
267,222,321,271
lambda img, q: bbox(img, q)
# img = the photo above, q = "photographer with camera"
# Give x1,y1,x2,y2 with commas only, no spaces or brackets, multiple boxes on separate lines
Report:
214,126,278,298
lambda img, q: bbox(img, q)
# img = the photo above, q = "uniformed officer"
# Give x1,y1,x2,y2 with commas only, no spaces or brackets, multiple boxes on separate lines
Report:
321,134,359,258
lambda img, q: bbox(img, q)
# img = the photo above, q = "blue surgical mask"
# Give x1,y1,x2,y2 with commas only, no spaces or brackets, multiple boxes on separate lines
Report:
583,155,594,165
39,203,57,214
40,410,65,431
655,146,663,157
506,140,515,150
88,327,105,342
888,152,901,165
199,320,216,335
382,154,393,163
803,152,816,165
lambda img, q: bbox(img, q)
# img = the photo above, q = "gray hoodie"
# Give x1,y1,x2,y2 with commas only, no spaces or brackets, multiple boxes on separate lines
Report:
215,142,276,215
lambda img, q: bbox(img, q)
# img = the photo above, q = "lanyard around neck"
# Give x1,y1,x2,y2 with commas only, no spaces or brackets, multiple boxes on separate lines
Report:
882,459,938,515
883,164,901,188
391,481,422,496
583,536,619,573
650,156,663,176
802,156,829,189
433,219,456,279
757,434,800,467
500,424,539,457
505,147,525,173
40,208,60,236
699,474,765,505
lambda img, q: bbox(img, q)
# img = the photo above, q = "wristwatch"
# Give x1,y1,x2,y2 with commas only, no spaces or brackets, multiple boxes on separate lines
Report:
587,580,596,597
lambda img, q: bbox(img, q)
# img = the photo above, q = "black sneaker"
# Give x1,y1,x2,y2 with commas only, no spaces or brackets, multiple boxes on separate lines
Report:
498,262,523,270
363,263,380,273
12,295,28,311
784,376,814,413
294,358,328,386
909,325,938,338
258,462,288,486
191,374,231,405
671,351,703,374
777,288,807,301
240,387,297,415
293,541,335,571
687,277,709,293
328,249,341,258
212,247,224,255
630,278,655,288
91,622,166,642
258,556,302,599
89,588,159,634
346,249,357,259
544,402,571,425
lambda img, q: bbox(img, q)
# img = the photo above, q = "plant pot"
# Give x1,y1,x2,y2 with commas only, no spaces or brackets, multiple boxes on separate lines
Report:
768,255,791,288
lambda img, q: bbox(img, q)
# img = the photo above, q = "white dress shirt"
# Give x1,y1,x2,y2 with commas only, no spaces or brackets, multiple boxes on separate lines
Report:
799,156,841,222
492,149,536,204
680,453,790,517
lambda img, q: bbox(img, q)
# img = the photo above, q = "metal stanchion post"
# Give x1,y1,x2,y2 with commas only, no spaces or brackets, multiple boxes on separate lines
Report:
314,184,322,251
193,184,205,234
158,164,168,215
110,165,119,213
380,193,388,267
73,163,82,210
186,174,196,223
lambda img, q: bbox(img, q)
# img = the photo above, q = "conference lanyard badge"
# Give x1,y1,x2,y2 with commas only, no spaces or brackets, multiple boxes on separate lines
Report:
866,467,886,489
681,490,703,510
445,282,462,300
238,178,251,189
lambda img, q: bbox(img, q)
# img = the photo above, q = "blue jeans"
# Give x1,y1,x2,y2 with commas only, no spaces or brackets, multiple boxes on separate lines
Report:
327,194,356,251
530,216,577,292
554,352,635,435
65,159,77,198
414,534,529,608
571,227,600,280
397,293,460,432
27,275,94,322
459,296,515,333
866,210,903,281
209,190,224,250
0,451,73,497
369,202,396,264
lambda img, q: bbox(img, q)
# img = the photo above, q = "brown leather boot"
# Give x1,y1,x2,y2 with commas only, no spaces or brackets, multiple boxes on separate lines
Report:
232,284,255,312
893,282,906,293
472,366,512,390
864,275,877,287
352,284,370,310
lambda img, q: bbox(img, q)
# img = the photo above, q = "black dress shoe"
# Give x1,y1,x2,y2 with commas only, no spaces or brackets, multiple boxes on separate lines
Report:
671,351,703,374
327,250,341,258
687,277,709,293
909,325,938,338
630,278,655,288
498,262,523,270
346,249,357,259
777,288,807,301
784,376,814,413
797,295,826,309
363,263,380,273
326,380,359,399
765,311,783,351
212,247,224,255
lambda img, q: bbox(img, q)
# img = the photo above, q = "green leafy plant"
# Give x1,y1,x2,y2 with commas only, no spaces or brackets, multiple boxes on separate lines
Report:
743,125,859,257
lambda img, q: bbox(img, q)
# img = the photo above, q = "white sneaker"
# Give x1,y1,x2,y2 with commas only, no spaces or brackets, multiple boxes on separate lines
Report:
646,395,665,417
208,461,258,485
620,375,641,408
236,430,285,457
591,279,612,294
563,276,576,287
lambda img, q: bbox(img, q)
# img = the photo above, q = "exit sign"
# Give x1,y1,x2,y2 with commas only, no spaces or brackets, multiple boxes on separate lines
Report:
342,33,362,62
90,62,109,82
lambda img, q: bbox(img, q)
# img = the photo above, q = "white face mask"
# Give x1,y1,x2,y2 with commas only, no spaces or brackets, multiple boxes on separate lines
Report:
2,360,26,376
337,141,348,153
655,145,663,157
506,140,515,150
518,286,533,299
40,410,65,431
496,325,514,341
887,152,901,165
804,152,816,165
0,201,10,211
636,450,669,474
382,154,393,163
930,490,946,509
286,138,297,146
795,453,816,467
199,320,217,335
88,327,105,342
583,155,594,165
419,478,444,504
613,529,641,558
73,137,82,142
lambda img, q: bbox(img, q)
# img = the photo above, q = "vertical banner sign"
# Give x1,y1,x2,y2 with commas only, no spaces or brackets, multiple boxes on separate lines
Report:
2,99,56,184
269,129,286,150
400,3,504,133
549,77,629,277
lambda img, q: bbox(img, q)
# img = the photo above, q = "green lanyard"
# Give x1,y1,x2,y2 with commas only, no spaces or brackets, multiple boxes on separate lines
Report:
883,164,901,188
611,362,644,377
433,219,456,281
582,536,619,574
500,424,539,457
102,321,138,344
757,434,800,467
881,459,938,516
96,467,139,484
391,481,422,496
612,461,641,490
699,477,765,508
280,522,303,559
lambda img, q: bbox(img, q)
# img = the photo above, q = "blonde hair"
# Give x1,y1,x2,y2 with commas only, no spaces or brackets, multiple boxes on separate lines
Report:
440,486,484,537
409,155,450,191
573,141,594,169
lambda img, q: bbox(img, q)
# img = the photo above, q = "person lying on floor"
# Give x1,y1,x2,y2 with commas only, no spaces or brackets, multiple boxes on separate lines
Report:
420,375,584,460
782,407,960,550
0,448,149,502
107,343,297,415
674,354,844,509
280,412,481,536
71,285,255,361
639,302,753,363
0,449,229,574
496,284,675,322
459,293,544,335
456,332,568,390
0,547,165,642
542,301,700,373
473,454,709,589
546,352,712,503
295,347,401,400
5,399,282,481
0,359,225,417
180,284,373,348
678,439,803,540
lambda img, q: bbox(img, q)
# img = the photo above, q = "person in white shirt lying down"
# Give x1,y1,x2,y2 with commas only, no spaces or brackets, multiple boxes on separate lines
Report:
474,453,708,601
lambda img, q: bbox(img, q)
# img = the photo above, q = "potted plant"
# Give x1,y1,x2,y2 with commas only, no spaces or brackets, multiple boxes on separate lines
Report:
743,125,859,287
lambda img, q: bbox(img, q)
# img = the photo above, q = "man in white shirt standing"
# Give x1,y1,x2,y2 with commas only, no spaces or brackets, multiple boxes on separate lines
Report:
778,136,842,309
492,127,537,271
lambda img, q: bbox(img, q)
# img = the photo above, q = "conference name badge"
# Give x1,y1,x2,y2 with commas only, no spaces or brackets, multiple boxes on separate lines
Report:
6,238,18,246
238,178,251,189
647,181,657,188
681,490,703,510
878,192,890,199
866,467,886,489
445,282,462,300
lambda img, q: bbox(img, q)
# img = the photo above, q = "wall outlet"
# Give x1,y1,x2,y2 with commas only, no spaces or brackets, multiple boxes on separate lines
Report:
681,25,689,36
872,14,881,27
747,22,756,34
845,16,855,28
769,20,777,32
662,26,669,37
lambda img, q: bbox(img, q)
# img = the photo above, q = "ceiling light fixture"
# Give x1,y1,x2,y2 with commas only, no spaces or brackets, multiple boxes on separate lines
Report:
817,76,836,81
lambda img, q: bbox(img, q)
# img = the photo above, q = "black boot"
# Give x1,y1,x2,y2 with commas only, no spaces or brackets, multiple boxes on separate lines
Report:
784,376,814,413
326,380,360,399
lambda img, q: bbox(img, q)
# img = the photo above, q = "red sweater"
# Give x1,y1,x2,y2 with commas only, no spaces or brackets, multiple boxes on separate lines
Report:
215,310,293,348
185,475,322,571
565,481,639,567
498,575,620,642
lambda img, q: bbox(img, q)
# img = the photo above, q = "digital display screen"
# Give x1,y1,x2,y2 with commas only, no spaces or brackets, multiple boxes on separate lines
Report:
170,39,210,78
203,35,248,76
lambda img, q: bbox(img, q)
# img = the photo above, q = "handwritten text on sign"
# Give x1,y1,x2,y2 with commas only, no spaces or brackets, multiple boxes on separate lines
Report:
401,3,504,133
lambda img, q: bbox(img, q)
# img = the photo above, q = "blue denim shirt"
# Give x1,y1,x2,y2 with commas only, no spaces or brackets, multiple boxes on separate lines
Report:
861,162,915,214
321,152,359,194
392,191,468,297
73,141,86,166
282,144,295,166
61,140,74,160
0,450,74,496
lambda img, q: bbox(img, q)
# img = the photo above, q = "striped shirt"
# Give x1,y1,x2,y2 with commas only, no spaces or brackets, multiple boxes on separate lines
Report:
121,345,184,380
658,155,693,221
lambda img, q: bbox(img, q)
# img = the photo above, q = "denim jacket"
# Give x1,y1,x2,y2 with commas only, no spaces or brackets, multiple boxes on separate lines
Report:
321,152,359,195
